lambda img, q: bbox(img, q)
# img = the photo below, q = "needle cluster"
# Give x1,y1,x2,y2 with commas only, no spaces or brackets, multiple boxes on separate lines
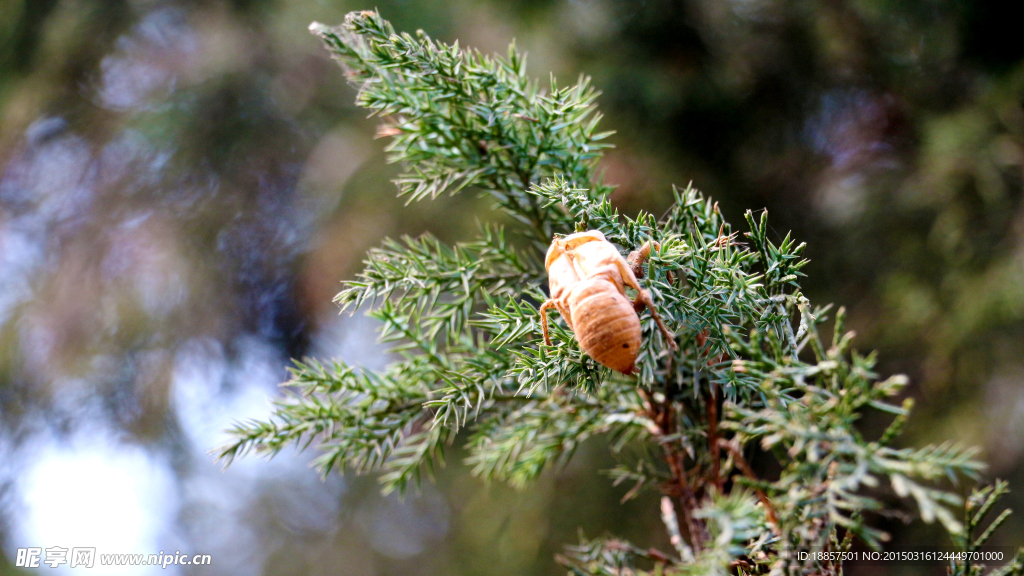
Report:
217,11,1023,575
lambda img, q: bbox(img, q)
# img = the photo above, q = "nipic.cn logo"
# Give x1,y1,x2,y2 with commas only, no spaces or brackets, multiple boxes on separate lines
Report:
15,547,211,568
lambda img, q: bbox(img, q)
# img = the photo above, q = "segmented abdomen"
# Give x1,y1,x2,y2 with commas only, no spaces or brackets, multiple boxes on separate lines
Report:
568,279,641,374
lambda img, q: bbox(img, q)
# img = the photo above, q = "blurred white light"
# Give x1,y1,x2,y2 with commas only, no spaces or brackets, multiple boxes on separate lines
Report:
15,433,178,575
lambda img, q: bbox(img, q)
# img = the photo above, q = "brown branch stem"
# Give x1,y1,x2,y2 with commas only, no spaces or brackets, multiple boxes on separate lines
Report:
638,389,708,552
718,438,780,529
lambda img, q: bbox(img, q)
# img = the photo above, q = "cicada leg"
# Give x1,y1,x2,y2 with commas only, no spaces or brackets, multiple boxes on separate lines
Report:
613,258,678,351
627,240,660,279
539,299,556,345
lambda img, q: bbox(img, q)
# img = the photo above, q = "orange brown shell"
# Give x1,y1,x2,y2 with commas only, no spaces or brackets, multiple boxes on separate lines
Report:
566,278,642,374
545,241,581,329
544,231,643,374
541,230,675,374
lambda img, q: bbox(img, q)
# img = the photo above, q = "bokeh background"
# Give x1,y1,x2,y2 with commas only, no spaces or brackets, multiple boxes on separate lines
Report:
1,0,1023,574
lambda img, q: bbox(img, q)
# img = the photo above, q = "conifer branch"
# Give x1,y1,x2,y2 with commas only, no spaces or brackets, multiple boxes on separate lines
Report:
215,11,1024,574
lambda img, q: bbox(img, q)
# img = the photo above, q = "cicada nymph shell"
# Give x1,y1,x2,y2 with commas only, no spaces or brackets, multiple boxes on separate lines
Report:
540,230,676,374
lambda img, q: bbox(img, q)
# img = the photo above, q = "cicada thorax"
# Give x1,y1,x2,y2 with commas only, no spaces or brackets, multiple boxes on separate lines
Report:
545,244,581,329
566,278,642,374
565,238,624,279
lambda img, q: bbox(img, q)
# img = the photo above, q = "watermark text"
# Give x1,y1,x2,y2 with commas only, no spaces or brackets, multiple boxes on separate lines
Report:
15,548,211,569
